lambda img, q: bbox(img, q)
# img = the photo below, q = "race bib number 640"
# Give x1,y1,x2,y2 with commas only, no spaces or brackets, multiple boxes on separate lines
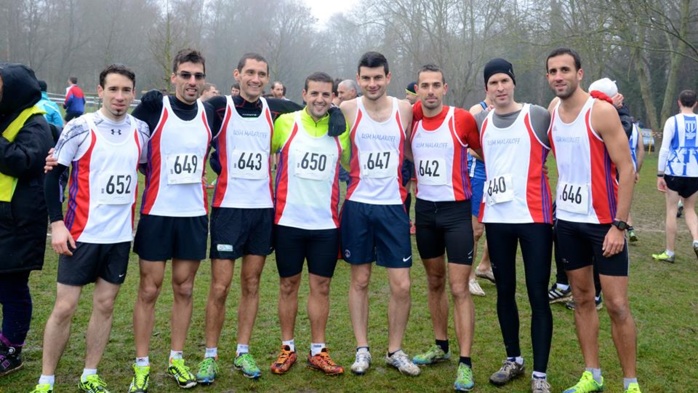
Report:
485,174,514,205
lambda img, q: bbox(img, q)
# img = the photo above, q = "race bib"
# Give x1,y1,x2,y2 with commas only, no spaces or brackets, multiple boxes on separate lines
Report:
230,150,268,180
416,158,447,186
556,182,590,214
97,172,134,205
485,174,514,205
293,149,335,181
166,153,203,184
359,150,398,179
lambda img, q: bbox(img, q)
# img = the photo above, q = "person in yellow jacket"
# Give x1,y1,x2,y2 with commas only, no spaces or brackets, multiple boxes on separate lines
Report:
0,62,53,377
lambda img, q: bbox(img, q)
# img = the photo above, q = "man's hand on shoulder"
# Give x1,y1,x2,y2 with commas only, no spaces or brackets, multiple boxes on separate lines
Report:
327,106,347,137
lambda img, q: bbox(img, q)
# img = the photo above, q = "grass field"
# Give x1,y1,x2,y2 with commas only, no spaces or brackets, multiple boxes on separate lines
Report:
1,153,697,393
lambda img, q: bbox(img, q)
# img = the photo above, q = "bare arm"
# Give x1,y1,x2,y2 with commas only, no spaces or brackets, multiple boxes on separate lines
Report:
399,99,414,162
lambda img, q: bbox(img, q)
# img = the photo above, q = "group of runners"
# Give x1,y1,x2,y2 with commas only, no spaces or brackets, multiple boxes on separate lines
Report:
7,46,655,393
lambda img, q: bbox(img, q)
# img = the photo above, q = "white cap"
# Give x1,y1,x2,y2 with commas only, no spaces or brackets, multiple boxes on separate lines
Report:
588,78,618,97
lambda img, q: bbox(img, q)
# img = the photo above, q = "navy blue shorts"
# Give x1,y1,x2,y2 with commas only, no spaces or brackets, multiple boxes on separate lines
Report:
415,199,473,265
59,242,131,286
470,175,485,217
340,200,412,268
134,214,208,261
555,219,629,276
210,207,274,260
274,225,339,278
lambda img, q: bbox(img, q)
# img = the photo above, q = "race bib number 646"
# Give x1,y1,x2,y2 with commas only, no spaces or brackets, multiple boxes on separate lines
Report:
556,182,590,214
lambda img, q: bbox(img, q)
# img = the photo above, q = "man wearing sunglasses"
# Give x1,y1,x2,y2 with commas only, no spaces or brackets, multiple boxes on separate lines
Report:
128,48,216,392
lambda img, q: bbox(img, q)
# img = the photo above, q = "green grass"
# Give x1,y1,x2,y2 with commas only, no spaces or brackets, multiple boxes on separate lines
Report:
2,153,697,392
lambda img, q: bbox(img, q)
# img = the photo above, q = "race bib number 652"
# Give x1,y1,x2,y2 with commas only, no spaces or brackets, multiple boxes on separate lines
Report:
98,172,133,204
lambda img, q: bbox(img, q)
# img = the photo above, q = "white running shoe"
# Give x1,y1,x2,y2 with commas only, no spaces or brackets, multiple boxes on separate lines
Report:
385,350,420,376
350,349,371,375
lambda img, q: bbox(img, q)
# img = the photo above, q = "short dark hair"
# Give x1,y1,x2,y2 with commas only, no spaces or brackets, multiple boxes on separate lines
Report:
546,47,582,71
237,53,268,74
172,48,205,74
357,51,389,75
679,90,697,107
304,72,333,91
202,83,215,93
38,80,48,92
69,76,78,84
231,82,240,90
99,64,136,88
417,64,445,84
333,78,342,95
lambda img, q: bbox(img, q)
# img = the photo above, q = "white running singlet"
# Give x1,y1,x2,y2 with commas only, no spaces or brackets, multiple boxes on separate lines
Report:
411,106,469,202
141,97,211,217
212,96,274,208
346,97,406,205
275,112,342,229
549,97,618,224
479,104,553,224
60,113,146,243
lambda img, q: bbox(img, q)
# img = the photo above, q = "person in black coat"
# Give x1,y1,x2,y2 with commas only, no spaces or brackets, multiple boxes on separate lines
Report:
0,63,53,377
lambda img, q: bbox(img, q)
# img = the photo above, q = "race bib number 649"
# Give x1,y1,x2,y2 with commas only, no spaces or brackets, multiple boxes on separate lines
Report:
166,153,202,184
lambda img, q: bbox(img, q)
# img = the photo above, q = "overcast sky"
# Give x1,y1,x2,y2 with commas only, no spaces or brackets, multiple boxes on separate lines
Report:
304,0,359,25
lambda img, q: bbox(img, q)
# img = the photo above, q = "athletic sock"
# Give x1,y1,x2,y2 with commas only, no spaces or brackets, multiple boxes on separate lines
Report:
204,347,217,359
356,346,369,354
388,349,400,357
586,367,602,384
459,356,472,368
624,377,638,389
282,339,295,352
665,250,675,257
169,350,183,361
435,339,449,354
507,356,524,365
532,371,547,380
236,344,249,356
38,375,55,387
81,368,97,381
135,357,150,367
310,343,325,356
693,240,698,247
556,283,569,291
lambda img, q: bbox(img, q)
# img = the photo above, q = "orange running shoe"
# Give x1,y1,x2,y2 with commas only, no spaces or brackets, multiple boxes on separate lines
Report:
307,348,344,375
270,345,297,375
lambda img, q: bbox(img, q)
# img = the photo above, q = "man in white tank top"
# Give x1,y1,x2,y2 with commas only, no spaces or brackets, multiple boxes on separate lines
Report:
546,48,640,393
35,65,149,393
339,51,420,376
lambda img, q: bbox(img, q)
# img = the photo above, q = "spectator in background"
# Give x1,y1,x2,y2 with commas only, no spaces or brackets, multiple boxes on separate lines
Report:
337,79,360,105
64,76,85,122
231,83,240,96
405,81,418,105
37,80,64,130
0,62,54,378
200,83,220,101
271,81,287,100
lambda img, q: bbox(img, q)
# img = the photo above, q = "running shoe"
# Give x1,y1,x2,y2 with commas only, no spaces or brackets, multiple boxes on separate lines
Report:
307,348,344,375
350,349,371,375
693,243,698,260
234,353,261,379
78,374,109,393
627,229,638,242
651,251,675,263
128,364,150,393
30,384,53,393
167,358,197,388
385,350,420,376
475,268,495,283
469,279,485,297
625,382,642,393
563,371,604,393
453,363,474,391
677,204,684,218
532,378,552,393
489,359,525,386
566,295,603,311
412,344,450,365
270,345,297,375
0,343,22,377
196,357,219,384
548,284,572,304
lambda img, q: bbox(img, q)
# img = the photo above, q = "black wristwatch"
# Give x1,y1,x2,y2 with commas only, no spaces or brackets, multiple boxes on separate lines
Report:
612,219,629,231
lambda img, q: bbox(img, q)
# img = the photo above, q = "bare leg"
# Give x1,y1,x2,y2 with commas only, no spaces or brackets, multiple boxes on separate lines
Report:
170,259,200,352
664,190,681,251
204,259,235,348
237,255,266,347
386,267,411,353
348,263,372,347
41,284,82,375
599,275,636,378
278,274,301,341
307,274,331,343
133,260,166,357
449,264,474,357
567,266,599,368
421,256,448,341
84,279,121,368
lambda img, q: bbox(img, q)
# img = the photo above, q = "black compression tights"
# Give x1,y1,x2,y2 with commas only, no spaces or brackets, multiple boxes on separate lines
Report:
485,222,553,373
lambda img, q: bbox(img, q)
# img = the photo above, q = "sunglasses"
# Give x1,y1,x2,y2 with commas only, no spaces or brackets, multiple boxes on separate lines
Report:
177,71,206,80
